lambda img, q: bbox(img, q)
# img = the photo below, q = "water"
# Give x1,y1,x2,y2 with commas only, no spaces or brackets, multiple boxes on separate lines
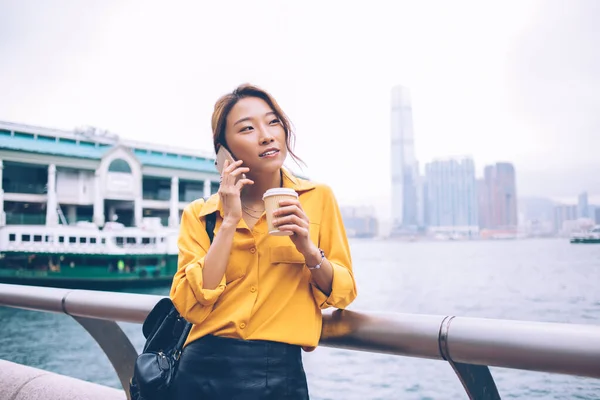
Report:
1,238,599,399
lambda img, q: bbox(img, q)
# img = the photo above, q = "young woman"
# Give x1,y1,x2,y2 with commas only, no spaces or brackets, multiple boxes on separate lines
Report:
170,83,357,399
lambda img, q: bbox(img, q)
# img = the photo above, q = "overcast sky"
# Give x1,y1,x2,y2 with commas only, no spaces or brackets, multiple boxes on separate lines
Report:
1,0,599,218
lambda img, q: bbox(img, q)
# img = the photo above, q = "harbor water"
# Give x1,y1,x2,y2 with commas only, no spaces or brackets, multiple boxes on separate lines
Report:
1,238,599,399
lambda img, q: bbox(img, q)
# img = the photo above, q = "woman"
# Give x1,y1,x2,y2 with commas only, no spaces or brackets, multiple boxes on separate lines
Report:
170,83,357,399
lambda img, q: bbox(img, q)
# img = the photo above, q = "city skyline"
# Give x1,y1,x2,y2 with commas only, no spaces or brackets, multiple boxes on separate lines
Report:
2,115,597,237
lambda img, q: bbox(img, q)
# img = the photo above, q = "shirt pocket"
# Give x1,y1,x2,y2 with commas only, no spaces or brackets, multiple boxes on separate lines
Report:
270,245,306,265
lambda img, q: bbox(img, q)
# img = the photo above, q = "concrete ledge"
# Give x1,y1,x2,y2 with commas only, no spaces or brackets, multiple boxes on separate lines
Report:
0,360,126,400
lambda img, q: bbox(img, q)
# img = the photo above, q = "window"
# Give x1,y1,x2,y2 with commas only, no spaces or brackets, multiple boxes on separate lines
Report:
79,237,87,244
34,235,42,242
22,234,31,242
90,237,97,244
69,237,77,243
126,237,136,244
108,158,132,173
59,236,65,243
9,234,16,242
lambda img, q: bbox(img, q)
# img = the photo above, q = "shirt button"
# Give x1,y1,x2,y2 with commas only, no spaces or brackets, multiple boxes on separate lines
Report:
250,286,257,293
240,322,246,329
250,247,256,254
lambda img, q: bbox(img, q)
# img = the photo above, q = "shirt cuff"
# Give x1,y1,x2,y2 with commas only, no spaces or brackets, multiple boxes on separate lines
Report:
185,257,226,306
310,261,353,310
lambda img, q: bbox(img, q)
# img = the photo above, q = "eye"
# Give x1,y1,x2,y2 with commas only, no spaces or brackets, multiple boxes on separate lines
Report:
240,125,254,132
269,118,281,125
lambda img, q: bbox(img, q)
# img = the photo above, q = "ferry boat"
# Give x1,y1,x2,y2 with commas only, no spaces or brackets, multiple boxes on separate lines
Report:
0,219,180,289
0,119,220,289
570,226,600,244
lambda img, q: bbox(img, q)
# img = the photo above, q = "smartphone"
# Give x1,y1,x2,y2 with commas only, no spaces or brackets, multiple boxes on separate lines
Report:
215,146,246,181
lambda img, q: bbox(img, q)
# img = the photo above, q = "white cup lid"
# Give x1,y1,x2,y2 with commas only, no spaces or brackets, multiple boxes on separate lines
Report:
262,188,298,200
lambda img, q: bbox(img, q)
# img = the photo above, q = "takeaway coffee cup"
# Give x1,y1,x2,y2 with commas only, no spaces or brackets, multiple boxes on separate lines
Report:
262,188,299,236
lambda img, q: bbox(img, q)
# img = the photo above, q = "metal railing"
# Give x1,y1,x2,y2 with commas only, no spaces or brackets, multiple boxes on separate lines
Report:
0,283,599,400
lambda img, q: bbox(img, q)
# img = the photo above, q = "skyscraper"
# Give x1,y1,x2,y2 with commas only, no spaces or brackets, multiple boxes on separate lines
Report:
578,192,589,219
479,163,518,229
425,157,479,234
390,85,419,232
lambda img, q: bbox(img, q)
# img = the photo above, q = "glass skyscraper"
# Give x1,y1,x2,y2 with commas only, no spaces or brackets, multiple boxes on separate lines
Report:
425,157,479,234
390,85,419,233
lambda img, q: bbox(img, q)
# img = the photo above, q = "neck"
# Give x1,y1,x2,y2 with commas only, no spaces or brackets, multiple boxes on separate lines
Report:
241,169,282,205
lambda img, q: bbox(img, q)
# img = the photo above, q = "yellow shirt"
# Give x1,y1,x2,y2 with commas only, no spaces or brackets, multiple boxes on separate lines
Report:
170,168,357,348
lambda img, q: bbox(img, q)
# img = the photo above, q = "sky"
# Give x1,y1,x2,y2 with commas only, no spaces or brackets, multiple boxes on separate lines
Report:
1,0,599,220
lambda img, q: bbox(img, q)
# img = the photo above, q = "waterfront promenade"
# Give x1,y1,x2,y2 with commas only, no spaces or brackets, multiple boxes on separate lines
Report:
1,281,599,399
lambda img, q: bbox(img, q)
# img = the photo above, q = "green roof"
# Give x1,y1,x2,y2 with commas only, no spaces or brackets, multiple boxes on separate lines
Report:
0,129,217,173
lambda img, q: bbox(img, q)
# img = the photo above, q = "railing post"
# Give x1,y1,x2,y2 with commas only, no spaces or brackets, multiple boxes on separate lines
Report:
439,316,501,400
70,316,137,400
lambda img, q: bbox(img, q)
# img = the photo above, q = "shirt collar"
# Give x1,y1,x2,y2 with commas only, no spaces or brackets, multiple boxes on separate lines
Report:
198,167,315,218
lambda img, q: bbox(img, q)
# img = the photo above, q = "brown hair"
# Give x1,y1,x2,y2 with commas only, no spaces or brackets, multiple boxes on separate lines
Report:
211,83,304,166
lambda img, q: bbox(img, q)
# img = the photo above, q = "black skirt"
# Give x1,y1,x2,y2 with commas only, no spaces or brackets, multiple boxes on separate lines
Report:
171,335,310,400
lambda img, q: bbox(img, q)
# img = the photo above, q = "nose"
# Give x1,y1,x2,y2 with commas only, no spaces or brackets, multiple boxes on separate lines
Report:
258,124,275,145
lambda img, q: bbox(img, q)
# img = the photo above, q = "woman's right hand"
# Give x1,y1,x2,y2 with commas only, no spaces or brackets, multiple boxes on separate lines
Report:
218,159,254,225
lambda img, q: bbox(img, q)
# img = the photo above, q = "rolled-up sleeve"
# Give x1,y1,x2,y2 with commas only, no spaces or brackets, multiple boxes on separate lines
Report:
311,185,357,309
170,202,225,324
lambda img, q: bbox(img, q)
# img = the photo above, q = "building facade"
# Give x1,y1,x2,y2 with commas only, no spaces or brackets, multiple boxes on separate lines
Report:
425,156,479,236
0,120,220,229
390,85,419,233
553,204,578,233
478,162,518,230
577,192,589,219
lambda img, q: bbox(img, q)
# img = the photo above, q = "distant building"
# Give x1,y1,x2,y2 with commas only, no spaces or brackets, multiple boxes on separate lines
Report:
518,197,557,237
340,206,379,238
477,178,489,229
595,207,600,225
390,85,419,234
577,192,589,219
417,175,429,228
478,163,518,230
424,156,478,236
553,204,578,233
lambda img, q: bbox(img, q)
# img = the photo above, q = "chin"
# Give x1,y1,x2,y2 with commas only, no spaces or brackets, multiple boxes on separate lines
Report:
256,159,285,175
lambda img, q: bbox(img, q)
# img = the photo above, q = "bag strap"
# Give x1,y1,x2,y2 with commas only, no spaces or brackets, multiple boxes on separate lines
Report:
205,211,216,243
174,210,217,359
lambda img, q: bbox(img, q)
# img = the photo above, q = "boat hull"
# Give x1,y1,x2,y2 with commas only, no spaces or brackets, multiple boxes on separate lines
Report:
0,251,179,290
570,238,600,244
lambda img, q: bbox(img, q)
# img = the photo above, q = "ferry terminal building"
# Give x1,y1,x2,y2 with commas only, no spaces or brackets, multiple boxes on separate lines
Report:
0,120,221,229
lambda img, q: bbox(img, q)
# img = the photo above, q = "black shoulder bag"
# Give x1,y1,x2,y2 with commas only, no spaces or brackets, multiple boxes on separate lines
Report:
129,211,217,400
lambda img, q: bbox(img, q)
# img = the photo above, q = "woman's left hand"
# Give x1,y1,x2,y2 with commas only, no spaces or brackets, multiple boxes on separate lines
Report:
272,199,316,257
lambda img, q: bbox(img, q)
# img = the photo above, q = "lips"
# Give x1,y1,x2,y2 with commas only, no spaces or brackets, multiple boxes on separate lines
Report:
259,148,279,158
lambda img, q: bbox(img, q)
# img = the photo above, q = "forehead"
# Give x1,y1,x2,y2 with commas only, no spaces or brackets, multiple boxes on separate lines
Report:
228,97,273,122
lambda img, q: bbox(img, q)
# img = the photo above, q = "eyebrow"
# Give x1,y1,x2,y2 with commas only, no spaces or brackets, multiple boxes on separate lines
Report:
234,111,277,126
